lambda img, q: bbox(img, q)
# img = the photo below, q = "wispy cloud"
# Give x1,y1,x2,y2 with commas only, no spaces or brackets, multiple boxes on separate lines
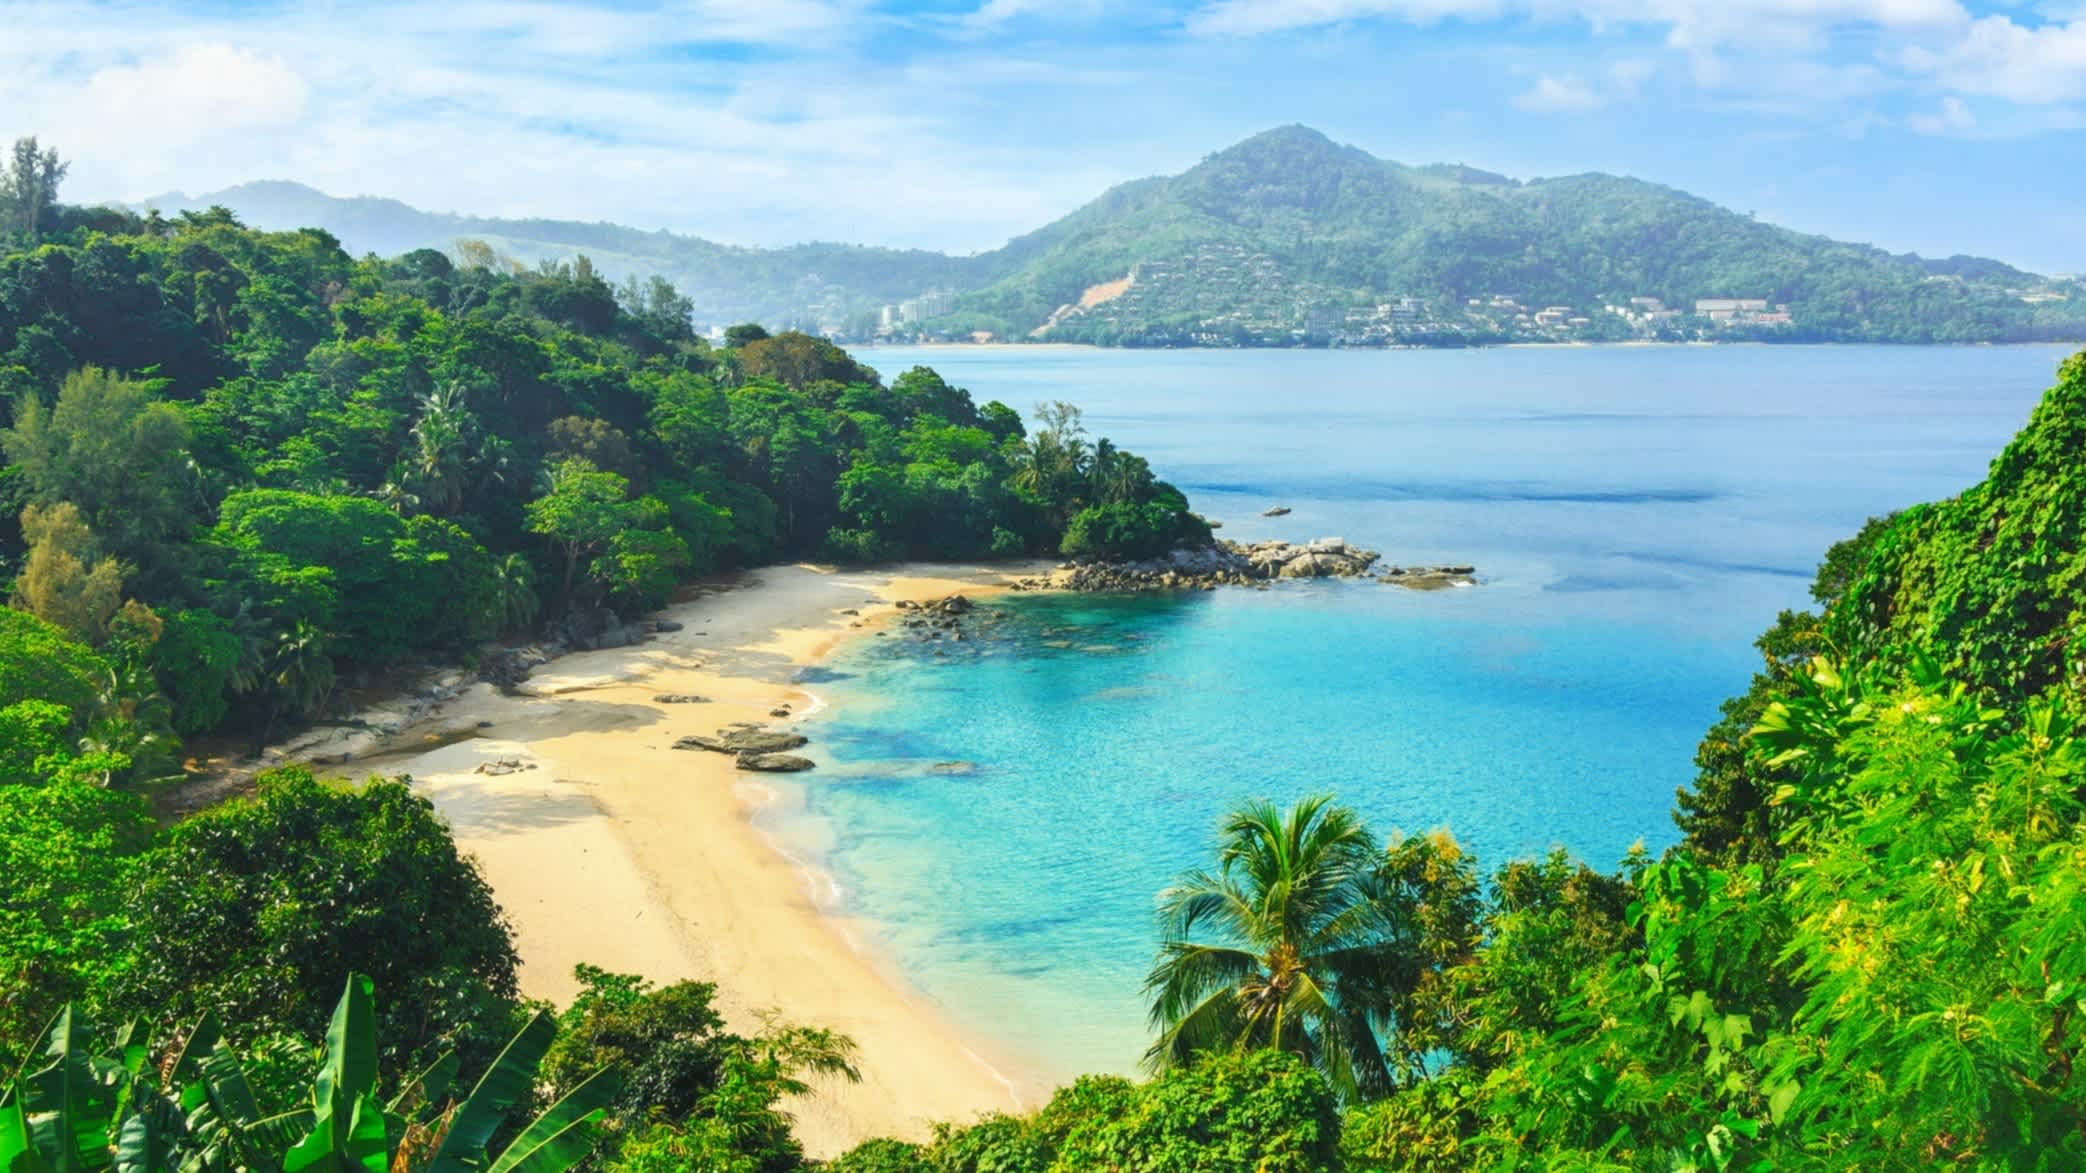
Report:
1901,14,2086,102
1905,93,1977,132
2,0,2083,269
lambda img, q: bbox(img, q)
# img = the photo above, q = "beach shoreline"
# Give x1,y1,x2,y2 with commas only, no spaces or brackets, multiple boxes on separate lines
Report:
328,562,1049,1157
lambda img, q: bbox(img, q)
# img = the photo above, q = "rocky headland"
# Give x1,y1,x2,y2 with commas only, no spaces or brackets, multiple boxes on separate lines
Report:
1012,538,1477,593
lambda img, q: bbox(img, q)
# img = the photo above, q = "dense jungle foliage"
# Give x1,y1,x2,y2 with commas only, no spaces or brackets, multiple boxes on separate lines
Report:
0,139,1203,753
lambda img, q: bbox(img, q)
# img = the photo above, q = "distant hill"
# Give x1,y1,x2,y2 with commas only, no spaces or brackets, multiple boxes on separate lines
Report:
138,127,2085,345
137,181,976,333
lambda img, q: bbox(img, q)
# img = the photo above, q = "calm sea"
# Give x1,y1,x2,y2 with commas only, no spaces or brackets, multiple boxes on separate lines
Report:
770,343,2074,1089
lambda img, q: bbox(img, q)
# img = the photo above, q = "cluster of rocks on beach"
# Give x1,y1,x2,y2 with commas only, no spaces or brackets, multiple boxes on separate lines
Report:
478,606,688,691
1013,538,1477,593
673,721,816,772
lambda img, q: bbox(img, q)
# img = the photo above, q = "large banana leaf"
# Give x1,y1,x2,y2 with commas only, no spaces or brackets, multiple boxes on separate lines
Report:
22,1008,117,1173
2,1084,46,1173
424,1013,555,1173
484,1069,618,1173
110,1090,181,1173
282,978,388,1173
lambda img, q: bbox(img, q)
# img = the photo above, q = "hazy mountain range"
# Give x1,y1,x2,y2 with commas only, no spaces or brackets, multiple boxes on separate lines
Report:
138,126,2084,345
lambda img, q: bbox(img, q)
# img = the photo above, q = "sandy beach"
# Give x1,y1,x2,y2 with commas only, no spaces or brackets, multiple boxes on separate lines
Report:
333,563,1040,1157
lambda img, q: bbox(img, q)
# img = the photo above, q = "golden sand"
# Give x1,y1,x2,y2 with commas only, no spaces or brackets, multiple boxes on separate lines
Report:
342,563,1042,1156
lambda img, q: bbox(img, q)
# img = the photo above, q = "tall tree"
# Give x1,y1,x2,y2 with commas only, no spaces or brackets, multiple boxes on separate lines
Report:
11,502,125,644
0,136,67,238
2,367,196,582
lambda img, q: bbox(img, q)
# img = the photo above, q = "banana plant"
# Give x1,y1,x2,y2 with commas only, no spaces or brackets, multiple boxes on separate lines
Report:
0,976,618,1173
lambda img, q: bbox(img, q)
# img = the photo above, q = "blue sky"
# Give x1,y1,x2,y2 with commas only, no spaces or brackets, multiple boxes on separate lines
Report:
7,0,2086,270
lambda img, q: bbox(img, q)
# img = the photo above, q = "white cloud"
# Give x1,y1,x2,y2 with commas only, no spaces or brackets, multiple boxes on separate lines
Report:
81,44,309,134
0,0,1120,250
1905,93,1975,132
1190,0,1968,47
1902,15,2086,102
1514,75,1608,110
1511,57,1652,111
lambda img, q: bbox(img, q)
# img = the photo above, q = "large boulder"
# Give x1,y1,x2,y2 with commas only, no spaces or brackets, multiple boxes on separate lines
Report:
557,607,642,651
674,728,809,755
737,752,815,772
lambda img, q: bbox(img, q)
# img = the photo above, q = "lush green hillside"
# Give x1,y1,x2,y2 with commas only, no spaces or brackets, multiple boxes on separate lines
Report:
960,126,2085,345
0,162,1199,757
136,127,2086,347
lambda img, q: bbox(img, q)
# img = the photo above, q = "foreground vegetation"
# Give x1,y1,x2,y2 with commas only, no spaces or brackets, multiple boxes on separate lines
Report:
5,128,2085,1170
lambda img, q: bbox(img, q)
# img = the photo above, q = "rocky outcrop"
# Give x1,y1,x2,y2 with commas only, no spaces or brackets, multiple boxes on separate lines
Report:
674,728,810,755
1016,538,1386,592
1249,537,1379,579
1379,566,1477,590
894,593,1004,645
1262,505,1292,517
556,607,644,652
736,752,815,772
480,647,553,692
654,694,710,704
1010,537,1478,595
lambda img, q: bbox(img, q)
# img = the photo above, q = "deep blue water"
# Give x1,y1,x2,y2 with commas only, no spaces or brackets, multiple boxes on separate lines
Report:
770,344,2074,1086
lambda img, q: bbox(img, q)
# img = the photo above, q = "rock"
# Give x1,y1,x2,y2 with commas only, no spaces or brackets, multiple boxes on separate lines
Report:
769,707,792,718
557,607,642,651
737,753,815,772
1379,565,1478,590
652,619,684,633
928,760,979,776
1263,505,1293,517
474,758,533,776
654,694,710,704
479,647,546,691
675,728,809,755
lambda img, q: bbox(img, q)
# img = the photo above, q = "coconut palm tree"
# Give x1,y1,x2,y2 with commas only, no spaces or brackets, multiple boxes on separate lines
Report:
1144,795,1398,1102
490,552,541,634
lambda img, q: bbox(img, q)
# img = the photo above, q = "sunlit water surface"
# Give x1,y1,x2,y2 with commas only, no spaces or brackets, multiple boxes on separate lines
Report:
756,344,2072,1086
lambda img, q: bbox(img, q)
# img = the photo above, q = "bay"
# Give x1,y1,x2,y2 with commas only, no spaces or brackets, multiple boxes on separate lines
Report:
768,343,2074,1088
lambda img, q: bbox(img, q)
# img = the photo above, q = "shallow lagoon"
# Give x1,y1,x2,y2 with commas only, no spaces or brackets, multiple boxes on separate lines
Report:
773,344,2074,1086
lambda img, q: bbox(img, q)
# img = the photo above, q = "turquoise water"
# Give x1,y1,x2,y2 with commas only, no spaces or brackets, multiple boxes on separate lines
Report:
776,344,2075,1086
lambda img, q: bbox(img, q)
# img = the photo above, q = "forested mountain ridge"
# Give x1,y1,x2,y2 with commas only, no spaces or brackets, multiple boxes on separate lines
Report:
136,125,2085,346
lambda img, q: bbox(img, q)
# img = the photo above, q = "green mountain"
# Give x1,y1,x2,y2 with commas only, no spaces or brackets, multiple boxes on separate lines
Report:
141,126,2086,345
960,125,2082,344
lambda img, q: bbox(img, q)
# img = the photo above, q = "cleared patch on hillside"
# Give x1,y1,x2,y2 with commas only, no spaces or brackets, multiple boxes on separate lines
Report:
1033,272,1134,337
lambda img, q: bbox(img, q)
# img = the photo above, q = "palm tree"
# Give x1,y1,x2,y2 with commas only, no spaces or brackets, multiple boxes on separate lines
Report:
490,552,541,634
1144,795,1398,1102
403,381,481,516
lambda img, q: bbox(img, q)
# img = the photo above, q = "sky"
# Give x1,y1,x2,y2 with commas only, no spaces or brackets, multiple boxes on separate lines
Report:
6,0,2086,271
